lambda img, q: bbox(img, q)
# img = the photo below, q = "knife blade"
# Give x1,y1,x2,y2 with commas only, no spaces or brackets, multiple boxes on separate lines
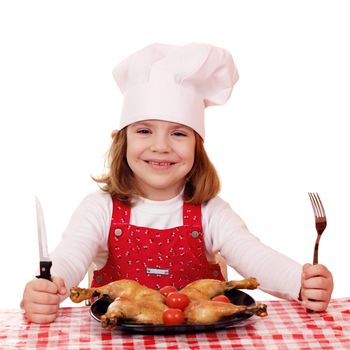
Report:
35,196,52,280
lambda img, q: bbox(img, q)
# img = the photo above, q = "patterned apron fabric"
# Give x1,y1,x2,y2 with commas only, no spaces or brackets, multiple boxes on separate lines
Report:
92,199,224,290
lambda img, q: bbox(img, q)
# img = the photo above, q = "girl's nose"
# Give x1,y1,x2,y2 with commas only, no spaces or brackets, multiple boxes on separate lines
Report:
150,134,171,152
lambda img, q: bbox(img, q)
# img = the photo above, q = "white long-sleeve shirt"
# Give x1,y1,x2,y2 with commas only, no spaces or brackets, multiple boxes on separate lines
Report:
50,190,302,300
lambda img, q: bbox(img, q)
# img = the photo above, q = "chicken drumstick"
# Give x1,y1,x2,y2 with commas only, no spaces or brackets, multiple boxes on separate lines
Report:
180,277,259,301
101,299,167,328
185,300,267,324
70,279,164,304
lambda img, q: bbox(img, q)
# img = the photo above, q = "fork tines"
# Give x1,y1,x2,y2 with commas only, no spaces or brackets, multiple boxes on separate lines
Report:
308,192,327,221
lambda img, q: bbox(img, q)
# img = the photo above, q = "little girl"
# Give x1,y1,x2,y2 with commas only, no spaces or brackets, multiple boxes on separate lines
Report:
22,43,333,324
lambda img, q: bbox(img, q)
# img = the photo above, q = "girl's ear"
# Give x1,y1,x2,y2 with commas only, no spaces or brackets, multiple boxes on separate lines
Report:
111,129,119,138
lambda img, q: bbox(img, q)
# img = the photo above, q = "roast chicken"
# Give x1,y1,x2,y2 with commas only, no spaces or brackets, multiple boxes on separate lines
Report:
70,277,267,328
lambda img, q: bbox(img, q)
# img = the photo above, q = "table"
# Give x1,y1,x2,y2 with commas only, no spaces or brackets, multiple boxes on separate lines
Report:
1,298,349,349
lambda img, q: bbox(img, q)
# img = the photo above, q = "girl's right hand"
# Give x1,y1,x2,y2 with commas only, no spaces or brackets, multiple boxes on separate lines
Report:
22,276,67,324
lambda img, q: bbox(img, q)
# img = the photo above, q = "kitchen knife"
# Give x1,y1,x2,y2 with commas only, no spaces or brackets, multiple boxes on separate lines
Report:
35,196,52,280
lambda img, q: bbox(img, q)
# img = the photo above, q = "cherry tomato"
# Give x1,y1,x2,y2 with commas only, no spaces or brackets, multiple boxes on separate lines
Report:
212,295,231,303
162,308,185,325
165,292,190,310
159,285,177,297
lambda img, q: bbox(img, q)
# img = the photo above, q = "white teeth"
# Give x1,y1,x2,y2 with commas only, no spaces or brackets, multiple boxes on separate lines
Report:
149,161,171,166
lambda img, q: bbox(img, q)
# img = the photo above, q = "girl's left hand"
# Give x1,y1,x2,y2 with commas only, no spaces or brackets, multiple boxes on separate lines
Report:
300,263,334,312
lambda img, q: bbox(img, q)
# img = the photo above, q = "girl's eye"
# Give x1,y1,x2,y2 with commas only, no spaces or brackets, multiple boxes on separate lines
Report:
137,128,151,134
172,131,187,137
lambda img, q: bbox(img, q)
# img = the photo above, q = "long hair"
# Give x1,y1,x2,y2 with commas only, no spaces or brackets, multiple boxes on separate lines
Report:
93,128,221,206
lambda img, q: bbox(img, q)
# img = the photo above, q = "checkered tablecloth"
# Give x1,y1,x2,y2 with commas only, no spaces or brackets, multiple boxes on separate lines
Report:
1,298,349,349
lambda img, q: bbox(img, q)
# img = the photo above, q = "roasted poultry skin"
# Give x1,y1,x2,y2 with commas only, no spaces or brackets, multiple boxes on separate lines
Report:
179,277,259,301
70,277,267,327
70,279,165,304
185,300,247,324
185,300,267,324
101,299,167,328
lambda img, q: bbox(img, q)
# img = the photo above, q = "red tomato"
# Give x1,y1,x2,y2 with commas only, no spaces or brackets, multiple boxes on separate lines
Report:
159,285,177,297
165,292,190,310
162,308,185,325
212,295,231,303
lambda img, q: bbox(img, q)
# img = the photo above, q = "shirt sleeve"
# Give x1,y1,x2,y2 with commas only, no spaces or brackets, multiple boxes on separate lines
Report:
202,197,302,300
49,191,112,294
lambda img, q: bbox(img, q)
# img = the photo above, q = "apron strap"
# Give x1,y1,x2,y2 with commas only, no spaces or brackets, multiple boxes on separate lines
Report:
183,202,202,230
111,198,131,224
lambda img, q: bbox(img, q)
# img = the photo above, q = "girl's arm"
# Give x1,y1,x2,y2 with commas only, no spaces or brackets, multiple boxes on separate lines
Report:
203,197,302,300
46,191,112,297
22,191,111,323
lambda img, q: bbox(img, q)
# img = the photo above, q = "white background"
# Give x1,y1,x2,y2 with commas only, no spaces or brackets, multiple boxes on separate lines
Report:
0,0,349,308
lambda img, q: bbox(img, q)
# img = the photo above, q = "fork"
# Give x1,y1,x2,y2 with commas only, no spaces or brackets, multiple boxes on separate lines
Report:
308,192,327,265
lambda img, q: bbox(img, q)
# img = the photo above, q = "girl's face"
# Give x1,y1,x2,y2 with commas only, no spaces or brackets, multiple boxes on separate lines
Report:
126,120,196,200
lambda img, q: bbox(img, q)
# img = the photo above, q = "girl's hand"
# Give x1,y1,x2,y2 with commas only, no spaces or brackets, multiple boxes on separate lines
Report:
22,276,67,323
300,263,333,312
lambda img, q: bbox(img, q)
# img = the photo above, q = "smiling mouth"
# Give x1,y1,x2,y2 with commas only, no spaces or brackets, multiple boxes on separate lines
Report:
145,160,176,169
147,161,174,166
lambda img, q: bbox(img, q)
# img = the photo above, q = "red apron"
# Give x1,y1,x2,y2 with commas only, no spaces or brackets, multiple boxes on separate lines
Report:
91,198,224,290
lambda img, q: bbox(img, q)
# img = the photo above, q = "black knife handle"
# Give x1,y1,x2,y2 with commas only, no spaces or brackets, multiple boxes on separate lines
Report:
36,261,52,281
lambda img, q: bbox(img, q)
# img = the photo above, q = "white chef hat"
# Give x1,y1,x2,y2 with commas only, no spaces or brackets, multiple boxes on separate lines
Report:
113,43,239,139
